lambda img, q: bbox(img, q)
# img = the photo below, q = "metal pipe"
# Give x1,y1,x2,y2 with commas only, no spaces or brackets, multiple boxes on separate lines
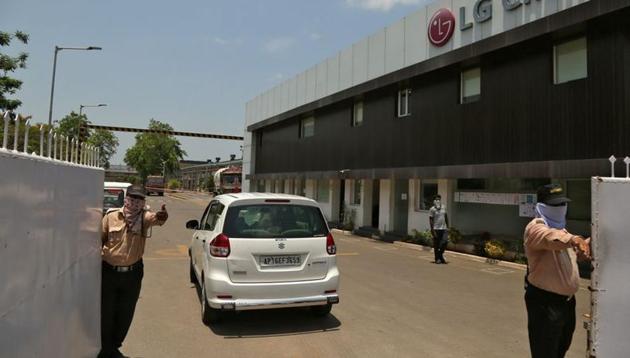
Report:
23,119,30,153
71,138,76,163
65,136,69,162
96,148,100,168
13,114,20,151
2,111,10,149
47,129,53,158
39,125,45,156
53,133,58,160
59,135,64,161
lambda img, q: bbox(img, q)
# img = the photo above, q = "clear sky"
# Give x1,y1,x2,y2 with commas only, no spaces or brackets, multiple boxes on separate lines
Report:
2,0,431,164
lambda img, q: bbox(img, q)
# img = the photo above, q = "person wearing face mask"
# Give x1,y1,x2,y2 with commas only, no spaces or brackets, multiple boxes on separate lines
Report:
99,186,168,358
523,184,591,358
429,194,449,264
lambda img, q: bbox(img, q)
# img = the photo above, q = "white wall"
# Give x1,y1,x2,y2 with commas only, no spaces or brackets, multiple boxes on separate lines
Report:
379,179,393,232
0,151,103,358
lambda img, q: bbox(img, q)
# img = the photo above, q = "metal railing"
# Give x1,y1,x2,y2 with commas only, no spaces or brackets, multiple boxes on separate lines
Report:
1,111,100,168
608,155,630,178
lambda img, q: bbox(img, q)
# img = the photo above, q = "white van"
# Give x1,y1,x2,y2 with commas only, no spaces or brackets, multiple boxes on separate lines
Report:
103,182,132,215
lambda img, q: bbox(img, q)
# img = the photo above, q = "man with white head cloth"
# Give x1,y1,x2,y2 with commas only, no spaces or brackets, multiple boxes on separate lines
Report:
523,184,591,358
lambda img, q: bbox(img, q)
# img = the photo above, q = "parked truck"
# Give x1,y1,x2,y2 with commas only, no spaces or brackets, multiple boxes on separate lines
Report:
212,166,241,195
146,175,165,196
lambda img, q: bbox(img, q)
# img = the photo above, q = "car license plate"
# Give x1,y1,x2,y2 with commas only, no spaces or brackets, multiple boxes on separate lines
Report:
259,255,301,267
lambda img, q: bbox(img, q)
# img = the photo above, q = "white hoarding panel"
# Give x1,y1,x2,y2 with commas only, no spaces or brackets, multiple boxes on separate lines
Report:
0,152,103,358
306,66,317,104
281,81,289,111
326,54,340,95
386,19,405,73
296,72,307,107
427,0,455,59
368,30,386,80
339,48,353,91
590,177,630,357
316,61,328,99
404,8,428,67
352,38,369,86
272,85,281,118
288,76,297,109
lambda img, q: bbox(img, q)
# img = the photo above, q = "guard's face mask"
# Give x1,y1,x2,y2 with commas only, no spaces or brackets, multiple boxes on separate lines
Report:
434,199,441,208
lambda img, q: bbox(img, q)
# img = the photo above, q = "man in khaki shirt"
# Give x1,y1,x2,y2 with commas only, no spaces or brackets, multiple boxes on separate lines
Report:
99,186,167,358
524,184,590,358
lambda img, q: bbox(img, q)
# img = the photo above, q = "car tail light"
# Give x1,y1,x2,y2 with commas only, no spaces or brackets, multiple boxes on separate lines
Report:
210,233,230,257
326,233,336,255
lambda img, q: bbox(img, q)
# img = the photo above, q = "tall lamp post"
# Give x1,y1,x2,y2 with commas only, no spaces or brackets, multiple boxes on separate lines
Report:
47,46,102,126
79,103,107,116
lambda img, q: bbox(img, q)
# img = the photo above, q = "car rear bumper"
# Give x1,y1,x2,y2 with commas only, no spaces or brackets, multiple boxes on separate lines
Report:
213,294,339,311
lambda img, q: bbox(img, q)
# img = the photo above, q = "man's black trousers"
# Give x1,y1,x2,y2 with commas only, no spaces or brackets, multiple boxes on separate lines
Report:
433,229,448,263
100,262,143,357
525,284,576,358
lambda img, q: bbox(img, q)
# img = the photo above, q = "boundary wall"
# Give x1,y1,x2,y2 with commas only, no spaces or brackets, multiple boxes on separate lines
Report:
0,148,103,357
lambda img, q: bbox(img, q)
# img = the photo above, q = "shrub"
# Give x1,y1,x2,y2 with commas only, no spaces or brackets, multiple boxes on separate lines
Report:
448,227,462,244
484,239,506,259
342,206,356,231
167,179,181,190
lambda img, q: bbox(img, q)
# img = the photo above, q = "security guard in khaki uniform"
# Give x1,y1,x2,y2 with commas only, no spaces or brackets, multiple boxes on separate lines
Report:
99,186,168,358
524,184,590,358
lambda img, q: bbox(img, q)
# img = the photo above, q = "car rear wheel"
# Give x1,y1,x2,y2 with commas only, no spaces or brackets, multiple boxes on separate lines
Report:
311,304,332,317
201,277,222,325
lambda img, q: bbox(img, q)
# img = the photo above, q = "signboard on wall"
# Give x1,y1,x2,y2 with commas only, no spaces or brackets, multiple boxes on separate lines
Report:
455,192,538,217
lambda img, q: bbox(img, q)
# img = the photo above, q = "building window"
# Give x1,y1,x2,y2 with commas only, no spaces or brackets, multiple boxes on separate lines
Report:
554,37,587,84
415,180,438,211
317,179,330,203
351,180,362,205
397,89,411,117
300,116,315,138
457,179,486,191
352,101,363,127
460,67,481,104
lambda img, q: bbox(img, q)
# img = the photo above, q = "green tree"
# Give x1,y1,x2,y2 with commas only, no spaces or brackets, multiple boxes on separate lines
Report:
55,111,118,167
124,119,186,181
0,30,29,111
87,129,119,169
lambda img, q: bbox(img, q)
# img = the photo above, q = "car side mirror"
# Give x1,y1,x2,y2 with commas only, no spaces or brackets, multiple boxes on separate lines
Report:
186,220,199,230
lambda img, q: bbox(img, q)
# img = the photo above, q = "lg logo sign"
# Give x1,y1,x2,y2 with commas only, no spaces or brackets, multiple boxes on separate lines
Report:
428,8,455,47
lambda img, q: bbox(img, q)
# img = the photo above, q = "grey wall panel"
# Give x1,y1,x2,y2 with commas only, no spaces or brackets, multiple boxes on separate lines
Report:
386,19,405,73
296,72,307,107
352,39,369,86
288,76,297,109
306,66,317,104
368,30,386,80
339,48,353,91
316,62,328,99
327,54,340,95
273,85,281,118
404,8,428,67
281,81,289,112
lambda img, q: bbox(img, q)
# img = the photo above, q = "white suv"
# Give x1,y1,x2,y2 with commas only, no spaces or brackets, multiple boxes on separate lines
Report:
186,193,340,324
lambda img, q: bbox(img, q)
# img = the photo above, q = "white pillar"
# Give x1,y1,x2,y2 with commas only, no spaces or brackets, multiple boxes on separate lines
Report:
378,179,393,233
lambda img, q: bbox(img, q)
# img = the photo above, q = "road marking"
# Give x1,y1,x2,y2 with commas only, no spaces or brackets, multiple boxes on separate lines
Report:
373,246,398,252
153,245,189,257
481,267,514,275
337,252,359,256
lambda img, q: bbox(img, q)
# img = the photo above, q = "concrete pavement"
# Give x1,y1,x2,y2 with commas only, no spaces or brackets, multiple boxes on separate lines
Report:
121,193,590,358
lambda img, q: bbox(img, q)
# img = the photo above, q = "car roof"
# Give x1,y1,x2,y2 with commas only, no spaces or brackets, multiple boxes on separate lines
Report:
104,182,132,189
214,192,318,206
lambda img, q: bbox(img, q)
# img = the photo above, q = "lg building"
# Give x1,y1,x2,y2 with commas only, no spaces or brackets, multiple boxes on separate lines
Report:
242,0,630,242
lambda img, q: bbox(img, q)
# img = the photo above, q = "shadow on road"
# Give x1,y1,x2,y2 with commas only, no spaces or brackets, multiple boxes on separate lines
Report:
209,308,342,338
192,283,341,338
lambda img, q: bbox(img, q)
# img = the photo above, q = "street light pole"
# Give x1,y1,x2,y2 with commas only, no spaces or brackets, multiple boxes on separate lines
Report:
79,103,107,116
47,46,102,126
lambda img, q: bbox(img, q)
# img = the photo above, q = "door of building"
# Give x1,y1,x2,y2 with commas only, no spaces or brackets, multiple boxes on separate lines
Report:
339,179,346,225
393,179,408,234
372,180,380,228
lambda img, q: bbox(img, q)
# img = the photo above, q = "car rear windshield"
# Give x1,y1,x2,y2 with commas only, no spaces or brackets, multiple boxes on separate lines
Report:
223,204,328,238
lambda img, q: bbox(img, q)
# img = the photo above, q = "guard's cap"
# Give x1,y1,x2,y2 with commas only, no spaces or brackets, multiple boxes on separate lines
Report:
536,184,571,206
126,185,146,199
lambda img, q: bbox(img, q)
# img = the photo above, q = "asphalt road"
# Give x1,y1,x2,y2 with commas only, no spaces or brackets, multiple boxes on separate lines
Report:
121,192,590,358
